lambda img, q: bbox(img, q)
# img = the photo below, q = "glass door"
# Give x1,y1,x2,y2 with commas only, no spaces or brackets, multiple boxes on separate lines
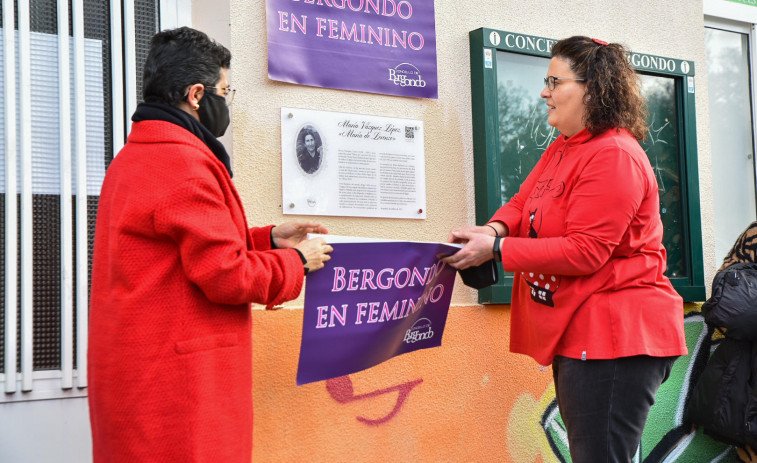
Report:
705,19,757,263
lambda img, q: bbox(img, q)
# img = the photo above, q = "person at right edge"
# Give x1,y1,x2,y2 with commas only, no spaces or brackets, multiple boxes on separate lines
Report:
444,36,687,462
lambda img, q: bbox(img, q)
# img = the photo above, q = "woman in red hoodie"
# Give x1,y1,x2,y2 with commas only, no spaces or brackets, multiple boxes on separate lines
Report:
445,36,687,462
88,27,333,462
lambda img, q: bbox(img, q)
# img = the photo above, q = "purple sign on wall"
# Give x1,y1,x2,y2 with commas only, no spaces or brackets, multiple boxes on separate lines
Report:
296,241,458,385
266,0,438,99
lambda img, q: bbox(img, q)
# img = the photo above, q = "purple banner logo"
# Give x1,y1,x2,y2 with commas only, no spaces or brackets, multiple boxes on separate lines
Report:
266,0,438,99
296,241,458,385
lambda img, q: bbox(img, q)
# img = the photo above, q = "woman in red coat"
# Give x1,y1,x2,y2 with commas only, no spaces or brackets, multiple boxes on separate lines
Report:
445,36,687,462
88,27,333,462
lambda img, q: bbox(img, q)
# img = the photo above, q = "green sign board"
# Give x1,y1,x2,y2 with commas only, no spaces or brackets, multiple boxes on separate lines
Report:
469,28,706,303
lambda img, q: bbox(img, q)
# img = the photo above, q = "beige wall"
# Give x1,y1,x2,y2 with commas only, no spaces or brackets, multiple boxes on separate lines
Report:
225,0,716,308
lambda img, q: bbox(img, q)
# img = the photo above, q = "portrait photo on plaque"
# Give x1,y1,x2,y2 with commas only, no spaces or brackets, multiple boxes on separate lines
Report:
295,125,325,175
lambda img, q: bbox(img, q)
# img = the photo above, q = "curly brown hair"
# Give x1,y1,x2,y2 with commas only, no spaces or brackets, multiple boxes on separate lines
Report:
551,36,648,141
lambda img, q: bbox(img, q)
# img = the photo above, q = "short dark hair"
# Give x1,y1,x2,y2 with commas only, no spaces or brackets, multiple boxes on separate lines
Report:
142,27,231,106
551,36,648,141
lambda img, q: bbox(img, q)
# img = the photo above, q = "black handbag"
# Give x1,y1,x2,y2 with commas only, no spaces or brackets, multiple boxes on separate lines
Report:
701,262,757,340
459,260,499,289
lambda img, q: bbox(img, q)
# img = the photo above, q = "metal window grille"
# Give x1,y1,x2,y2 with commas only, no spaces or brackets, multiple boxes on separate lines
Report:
0,0,157,402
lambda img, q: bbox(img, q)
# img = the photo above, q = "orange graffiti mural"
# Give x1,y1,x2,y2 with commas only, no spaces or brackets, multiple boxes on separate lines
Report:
508,384,562,463
252,305,743,462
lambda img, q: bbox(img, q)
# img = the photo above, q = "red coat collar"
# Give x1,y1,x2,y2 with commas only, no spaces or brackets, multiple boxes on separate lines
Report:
559,127,633,146
559,127,594,146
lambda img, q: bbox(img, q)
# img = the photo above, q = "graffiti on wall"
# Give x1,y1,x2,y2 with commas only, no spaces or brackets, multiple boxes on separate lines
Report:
506,312,745,462
326,375,423,425
321,311,751,462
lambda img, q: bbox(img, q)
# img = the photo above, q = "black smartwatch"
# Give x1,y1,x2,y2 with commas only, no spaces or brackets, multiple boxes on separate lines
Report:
493,236,503,262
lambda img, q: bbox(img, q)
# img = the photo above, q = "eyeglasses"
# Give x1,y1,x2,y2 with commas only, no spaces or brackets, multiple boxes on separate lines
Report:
206,86,236,106
543,76,586,91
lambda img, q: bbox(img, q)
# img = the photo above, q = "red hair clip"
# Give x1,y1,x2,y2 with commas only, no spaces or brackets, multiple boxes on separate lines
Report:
592,38,608,46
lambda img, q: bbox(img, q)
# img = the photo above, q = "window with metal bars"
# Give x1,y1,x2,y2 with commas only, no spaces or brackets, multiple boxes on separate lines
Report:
0,0,158,401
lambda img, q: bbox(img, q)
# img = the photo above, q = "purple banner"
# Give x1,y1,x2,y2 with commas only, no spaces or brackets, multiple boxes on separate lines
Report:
266,0,438,99
297,241,457,385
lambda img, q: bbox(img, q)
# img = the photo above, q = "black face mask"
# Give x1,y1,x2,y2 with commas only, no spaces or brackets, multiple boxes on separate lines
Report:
198,91,230,137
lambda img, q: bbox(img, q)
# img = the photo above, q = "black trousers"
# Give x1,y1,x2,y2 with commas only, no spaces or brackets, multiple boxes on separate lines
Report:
552,355,677,463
